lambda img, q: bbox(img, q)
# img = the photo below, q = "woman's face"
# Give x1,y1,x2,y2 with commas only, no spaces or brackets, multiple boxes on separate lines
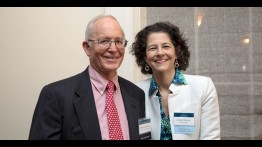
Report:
145,32,176,74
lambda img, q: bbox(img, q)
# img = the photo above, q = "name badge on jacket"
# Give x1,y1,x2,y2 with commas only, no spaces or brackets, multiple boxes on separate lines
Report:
173,112,194,134
138,118,151,140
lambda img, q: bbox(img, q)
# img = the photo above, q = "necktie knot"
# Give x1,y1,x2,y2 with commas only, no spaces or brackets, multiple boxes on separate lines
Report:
107,81,115,91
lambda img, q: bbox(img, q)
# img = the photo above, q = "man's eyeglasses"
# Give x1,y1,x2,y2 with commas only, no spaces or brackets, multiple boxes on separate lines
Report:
88,39,128,49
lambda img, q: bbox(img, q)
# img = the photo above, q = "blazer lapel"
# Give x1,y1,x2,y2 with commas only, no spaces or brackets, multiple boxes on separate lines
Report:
119,78,139,140
73,68,102,140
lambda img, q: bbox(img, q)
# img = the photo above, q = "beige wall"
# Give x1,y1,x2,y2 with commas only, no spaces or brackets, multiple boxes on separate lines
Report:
0,7,104,140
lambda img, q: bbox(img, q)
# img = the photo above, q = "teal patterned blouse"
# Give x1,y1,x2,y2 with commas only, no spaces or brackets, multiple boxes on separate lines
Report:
148,69,188,140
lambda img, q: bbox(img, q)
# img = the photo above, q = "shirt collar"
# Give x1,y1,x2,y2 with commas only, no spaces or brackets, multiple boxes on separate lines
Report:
88,65,119,95
148,69,188,96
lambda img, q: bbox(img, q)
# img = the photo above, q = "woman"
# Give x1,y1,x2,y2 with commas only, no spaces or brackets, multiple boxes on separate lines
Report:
131,21,220,140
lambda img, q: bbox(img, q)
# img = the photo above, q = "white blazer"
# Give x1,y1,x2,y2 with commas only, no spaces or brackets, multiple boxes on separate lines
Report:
136,75,220,140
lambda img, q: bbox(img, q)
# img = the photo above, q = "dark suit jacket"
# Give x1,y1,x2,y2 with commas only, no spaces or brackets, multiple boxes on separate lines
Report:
29,67,145,140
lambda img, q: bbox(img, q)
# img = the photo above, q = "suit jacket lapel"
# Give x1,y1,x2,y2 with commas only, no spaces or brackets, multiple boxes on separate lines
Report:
73,67,102,140
119,78,139,140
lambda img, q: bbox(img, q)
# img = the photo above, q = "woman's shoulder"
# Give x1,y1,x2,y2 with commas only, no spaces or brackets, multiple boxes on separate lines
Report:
184,74,211,80
184,74,214,86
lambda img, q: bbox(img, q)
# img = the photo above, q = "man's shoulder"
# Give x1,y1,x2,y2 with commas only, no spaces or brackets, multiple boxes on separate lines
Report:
118,76,136,87
118,76,143,91
44,71,85,90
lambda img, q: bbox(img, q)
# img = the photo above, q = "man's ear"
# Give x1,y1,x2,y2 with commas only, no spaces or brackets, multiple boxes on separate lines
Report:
82,41,90,56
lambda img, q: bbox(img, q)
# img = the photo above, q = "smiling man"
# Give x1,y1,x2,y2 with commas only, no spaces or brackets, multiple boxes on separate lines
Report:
29,15,145,140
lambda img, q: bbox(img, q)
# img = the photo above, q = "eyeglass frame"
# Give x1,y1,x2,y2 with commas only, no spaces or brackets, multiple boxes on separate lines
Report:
87,38,128,49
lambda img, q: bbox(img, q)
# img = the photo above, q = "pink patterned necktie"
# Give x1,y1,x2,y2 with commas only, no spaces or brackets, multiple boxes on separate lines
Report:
106,81,124,140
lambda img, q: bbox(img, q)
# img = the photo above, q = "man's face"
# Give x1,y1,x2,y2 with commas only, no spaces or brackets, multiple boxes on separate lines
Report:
83,17,125,78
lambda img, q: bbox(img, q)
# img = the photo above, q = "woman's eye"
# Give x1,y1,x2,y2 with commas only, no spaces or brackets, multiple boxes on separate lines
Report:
148,47,156,51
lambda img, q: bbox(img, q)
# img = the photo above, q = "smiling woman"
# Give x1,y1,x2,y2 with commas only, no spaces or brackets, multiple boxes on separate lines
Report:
145,32,177,75
131,21,220,140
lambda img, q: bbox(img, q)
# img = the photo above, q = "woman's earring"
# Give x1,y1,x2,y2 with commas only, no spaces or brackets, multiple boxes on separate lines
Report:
145,64,150,72
174,59,179,68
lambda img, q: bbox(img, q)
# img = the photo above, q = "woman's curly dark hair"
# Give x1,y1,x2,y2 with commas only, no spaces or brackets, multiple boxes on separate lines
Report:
130,21,190,75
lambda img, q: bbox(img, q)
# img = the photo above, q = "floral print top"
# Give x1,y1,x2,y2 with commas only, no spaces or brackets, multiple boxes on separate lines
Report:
148,69,187,140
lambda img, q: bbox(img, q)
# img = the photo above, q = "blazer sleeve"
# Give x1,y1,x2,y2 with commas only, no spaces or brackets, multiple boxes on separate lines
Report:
200,77,221,140
29,85,62,140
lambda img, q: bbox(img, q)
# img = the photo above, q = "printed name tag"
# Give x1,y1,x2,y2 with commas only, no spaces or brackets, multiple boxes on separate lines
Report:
138,118,151,140
174,112,194,134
